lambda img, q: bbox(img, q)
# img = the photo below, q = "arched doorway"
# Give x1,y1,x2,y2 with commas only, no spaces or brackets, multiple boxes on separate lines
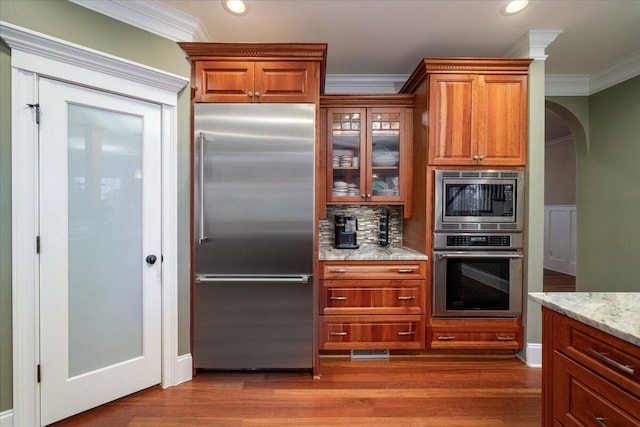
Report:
542,101,587,292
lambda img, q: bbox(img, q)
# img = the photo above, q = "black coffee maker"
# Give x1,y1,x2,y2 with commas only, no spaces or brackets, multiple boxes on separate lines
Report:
334,214,359,249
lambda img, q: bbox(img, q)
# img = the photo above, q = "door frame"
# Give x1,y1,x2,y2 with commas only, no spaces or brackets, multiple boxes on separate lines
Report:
1,22,189,426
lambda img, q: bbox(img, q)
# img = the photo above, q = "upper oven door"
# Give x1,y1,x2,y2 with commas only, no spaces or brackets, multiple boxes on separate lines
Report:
434,170,524,232
432,250,523,318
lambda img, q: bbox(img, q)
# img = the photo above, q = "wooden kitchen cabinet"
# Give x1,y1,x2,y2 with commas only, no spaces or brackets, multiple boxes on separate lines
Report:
320,95,414,217
542,307,640,426
427,318,522,350
179,43,327,103
318,260,427,350
401,58,531,166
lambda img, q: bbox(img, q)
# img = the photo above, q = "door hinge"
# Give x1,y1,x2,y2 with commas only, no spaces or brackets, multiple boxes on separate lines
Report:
36,236,40,254
37,364,41,383
27,103,40,124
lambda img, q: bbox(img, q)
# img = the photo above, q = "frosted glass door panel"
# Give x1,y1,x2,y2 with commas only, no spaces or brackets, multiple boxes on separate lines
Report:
67,104,143,376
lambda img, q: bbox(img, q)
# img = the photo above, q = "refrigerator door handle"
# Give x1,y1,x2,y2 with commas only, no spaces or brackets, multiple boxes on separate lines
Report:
196,275,311,284
198,132,212,244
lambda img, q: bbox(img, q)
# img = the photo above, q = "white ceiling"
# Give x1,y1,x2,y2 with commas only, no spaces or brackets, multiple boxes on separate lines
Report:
71,0,639,140
74,0,640,95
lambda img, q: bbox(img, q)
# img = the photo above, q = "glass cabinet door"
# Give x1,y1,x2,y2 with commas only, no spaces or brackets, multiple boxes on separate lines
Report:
368,109,403,201
327,109,366,202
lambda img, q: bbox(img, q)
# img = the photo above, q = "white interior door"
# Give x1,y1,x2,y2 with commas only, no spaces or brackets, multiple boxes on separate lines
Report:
38,78,162,425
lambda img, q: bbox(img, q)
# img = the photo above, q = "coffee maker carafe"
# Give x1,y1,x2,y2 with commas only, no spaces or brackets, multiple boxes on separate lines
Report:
334,214,359,249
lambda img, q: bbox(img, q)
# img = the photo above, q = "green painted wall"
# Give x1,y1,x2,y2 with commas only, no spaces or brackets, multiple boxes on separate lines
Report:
548,77,640,293
0,0,191,412
578,76,640,292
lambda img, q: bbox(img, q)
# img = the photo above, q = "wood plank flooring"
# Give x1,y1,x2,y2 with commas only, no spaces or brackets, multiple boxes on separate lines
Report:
543,269,576,292
51,354,541,426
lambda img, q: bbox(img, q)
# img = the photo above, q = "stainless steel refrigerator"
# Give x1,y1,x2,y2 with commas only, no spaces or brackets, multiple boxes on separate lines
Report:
193,103,315,370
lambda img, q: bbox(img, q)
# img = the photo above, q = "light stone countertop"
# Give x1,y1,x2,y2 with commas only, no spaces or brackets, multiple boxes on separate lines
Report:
529,292,640,347
319,244,428,261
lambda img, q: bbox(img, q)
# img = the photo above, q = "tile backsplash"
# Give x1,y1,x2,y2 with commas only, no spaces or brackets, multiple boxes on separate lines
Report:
319,205,403,247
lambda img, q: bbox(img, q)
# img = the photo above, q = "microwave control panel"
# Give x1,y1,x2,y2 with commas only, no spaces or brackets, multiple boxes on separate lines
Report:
447,235,510,247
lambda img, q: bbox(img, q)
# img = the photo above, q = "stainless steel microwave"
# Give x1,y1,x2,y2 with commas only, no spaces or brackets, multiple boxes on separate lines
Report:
434,170,524,232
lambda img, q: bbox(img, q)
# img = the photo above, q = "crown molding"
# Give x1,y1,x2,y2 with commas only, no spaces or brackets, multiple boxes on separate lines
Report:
545,74,591,96
503,30,563,60
68,0,209,42
589,50,640,95
0,21,188,97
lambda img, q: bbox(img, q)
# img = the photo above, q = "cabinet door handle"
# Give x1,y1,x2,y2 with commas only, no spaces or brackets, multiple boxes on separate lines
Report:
397,331,415,336
247,91,253,97
330,296,347,301
478,155,485,160
472,155,479,160
437,335,456,341
587,348,635,375
397,268,417,274
329,269,348,273
397,295,416,300
254,91,261,97
588,412,609,427
330,331,347,336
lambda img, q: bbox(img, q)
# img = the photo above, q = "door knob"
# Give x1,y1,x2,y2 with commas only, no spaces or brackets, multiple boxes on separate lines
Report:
145,254,157,265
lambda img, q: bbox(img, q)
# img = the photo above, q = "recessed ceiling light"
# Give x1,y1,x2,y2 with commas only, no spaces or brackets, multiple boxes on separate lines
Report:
222,0,249,16
502,0,529,15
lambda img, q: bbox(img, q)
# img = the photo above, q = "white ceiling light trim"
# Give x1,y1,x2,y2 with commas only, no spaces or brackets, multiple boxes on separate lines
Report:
68,0,209,42
222,0,250,16
502,0,529,15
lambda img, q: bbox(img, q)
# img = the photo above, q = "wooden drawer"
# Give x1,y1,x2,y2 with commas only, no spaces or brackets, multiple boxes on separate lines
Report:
427,318,523,350
321,261,426,280
555,314,640,397
428,330,521,350
320,315,424,350
322,279,424,315
553,352,640,426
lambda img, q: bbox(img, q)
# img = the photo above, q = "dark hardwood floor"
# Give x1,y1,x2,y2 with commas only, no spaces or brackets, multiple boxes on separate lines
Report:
543,268,576,292
51,354,541,426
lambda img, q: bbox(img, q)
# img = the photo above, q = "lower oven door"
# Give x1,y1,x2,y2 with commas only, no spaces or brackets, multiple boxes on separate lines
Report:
433,251,523,317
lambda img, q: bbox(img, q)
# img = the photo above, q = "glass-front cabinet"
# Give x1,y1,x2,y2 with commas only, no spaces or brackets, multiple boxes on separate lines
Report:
324,98,412,210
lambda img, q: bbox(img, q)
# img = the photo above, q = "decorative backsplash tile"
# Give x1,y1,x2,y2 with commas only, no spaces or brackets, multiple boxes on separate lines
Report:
319,205,403,247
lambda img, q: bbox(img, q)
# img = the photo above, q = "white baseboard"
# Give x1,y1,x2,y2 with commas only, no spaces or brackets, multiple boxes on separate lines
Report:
175,354,193,385
0,409,13,427
525,343,542,368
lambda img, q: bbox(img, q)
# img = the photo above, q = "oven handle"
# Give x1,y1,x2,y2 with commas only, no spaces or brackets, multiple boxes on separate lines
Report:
434,251,523,260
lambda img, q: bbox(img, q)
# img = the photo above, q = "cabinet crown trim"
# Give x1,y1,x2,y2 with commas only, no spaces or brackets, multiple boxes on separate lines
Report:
178,42,327,92
400,57,532,94
321,94,415,107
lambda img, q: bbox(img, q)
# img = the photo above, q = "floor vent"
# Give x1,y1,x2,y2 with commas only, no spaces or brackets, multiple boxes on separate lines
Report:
350,349,390,359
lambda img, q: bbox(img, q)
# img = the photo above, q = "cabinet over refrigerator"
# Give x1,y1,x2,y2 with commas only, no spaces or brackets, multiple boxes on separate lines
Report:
193,103,315,370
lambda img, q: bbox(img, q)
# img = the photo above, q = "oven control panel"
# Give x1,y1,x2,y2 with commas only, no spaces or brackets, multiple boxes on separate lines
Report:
447,235,510,247
434,233,523,250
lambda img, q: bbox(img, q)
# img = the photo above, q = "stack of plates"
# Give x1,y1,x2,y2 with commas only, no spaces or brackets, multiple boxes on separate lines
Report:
339,154,353,167
333,180,348,196
372,150,399,166
347,183,359,196
332,156,340,167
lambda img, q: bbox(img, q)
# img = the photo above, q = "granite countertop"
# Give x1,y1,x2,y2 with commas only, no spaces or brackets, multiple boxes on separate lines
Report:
529,292,640,347
319,244,428,261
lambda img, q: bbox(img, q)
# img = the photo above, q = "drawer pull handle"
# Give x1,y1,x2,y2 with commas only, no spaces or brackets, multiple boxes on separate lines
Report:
587,348,635,375
397,331,415,336
588,412,608,427
397,296,416,300
437,335,456,341
330,331,347,336
397,268,417,274
497,336,515,341
330,296,347,301
329,269,348,273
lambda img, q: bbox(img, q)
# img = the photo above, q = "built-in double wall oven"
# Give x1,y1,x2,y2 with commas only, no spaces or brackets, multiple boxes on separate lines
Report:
432,170,524,318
